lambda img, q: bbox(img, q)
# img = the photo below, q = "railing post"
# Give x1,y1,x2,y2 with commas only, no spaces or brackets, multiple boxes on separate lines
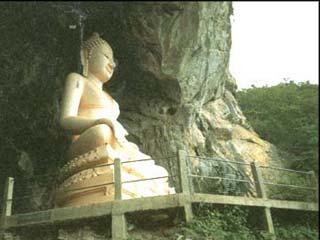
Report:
114,158,122,201
250,162,275,239
112,158,127,240
251,162,267,198
178,150,193,223
0,177,14,237
310,171,318,202
2,177,14,218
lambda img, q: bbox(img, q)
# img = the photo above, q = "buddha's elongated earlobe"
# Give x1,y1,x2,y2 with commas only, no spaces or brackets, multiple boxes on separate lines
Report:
80,49,88,77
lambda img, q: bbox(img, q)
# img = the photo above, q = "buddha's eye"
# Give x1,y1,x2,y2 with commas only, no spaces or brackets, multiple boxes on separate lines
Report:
104,54,110,60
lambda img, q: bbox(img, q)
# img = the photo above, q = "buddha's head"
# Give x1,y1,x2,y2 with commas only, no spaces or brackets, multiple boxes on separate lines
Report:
80,33,116,82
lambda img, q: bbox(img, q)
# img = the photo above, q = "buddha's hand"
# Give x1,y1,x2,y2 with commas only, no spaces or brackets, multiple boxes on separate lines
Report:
94,118,115,129
94,118,128,143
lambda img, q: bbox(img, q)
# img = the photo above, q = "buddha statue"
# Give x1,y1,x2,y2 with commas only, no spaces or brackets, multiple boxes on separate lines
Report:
54,33,175,207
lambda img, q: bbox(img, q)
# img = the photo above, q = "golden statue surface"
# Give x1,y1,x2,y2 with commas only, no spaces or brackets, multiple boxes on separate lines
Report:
55,33,174,207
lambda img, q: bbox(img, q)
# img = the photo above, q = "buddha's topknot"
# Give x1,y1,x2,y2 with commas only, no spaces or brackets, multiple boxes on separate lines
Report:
81,32,110,59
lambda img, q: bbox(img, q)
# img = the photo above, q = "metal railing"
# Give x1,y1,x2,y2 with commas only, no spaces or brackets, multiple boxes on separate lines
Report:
2,152,318,215
1,155,178,216
186,154,318,201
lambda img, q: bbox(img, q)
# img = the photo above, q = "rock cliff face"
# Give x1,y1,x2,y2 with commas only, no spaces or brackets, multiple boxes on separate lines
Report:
109,2,283,178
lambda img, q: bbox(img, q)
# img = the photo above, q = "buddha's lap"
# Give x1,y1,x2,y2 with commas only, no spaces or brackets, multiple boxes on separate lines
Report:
66,124,116,160
66,124,145,162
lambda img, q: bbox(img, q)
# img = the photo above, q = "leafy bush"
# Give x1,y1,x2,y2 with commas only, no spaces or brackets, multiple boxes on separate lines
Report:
260,167,316,202
185,206,272,240
236,81,318,174
184,205,318,240
275,225,318,240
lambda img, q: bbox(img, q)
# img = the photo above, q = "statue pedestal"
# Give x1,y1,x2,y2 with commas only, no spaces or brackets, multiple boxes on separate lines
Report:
54,146,175,207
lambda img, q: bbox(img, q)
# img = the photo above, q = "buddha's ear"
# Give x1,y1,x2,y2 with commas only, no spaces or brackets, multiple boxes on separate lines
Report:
80,49,88,77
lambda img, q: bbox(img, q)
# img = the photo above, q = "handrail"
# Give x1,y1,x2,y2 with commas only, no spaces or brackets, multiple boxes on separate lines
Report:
121,158,153,164
259,165,313,175
122,176,171,184
189,174,252,183
188,156,251,165
263,181,317,190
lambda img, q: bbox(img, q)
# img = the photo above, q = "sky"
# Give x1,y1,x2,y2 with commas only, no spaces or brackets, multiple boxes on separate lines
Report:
229,2,319,90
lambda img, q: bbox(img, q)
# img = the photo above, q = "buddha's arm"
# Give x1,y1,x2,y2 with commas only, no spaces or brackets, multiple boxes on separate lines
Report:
60,73,114,135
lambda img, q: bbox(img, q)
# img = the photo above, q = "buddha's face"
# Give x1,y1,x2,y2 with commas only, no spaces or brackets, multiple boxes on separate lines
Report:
87,43,116,83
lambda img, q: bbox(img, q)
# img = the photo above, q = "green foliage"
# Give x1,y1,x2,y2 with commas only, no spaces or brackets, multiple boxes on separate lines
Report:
273,209,319,239
184,205,318,240
275,225,318,240
261,168,316,201
236,81,319,173
184,82,319,240
185,206,272,240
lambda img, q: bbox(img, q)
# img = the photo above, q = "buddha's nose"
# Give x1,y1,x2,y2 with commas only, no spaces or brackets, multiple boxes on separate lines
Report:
110,61,116,69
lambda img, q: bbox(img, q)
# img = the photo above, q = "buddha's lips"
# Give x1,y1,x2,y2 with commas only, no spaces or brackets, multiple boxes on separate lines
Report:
106,66,113,74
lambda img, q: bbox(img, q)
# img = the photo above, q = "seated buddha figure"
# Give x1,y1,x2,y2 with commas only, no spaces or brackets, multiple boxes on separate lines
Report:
55,33,175,207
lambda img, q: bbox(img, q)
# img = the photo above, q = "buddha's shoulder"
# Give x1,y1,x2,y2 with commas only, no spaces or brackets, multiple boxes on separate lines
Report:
66,72,85,82
64,73,87,88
